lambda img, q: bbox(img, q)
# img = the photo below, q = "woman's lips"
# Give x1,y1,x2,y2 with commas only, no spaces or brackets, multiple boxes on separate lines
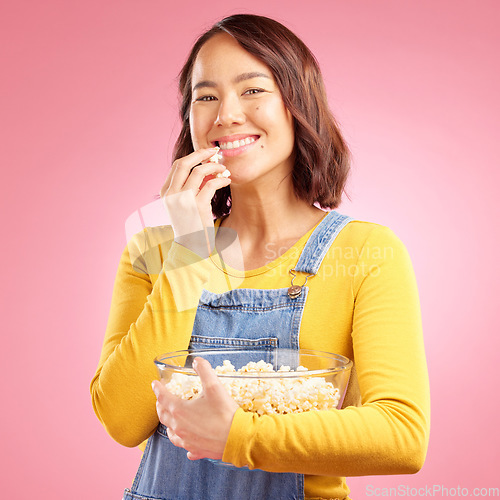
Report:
214,135,260,157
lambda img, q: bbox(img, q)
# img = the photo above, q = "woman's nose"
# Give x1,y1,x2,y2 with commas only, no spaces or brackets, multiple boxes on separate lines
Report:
214,96,246,127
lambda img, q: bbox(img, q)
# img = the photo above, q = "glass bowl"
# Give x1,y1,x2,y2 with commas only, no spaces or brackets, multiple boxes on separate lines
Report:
154,348,352,413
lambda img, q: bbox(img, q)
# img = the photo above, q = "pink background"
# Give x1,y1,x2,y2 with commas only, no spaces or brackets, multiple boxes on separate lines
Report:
2,0,499,497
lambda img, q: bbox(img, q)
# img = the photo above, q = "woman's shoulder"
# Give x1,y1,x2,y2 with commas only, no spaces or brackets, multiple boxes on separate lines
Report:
338,216,404,247
329,215,410,264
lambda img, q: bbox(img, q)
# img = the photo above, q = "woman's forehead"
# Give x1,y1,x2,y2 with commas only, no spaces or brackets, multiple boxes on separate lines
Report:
191,33,273,87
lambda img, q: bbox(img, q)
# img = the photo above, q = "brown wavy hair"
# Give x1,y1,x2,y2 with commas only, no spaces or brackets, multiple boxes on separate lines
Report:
174,14,350,218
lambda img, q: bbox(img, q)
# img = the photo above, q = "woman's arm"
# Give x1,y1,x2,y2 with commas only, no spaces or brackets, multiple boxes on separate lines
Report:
223,225,430,476
91,148,232,447
90,229,215,447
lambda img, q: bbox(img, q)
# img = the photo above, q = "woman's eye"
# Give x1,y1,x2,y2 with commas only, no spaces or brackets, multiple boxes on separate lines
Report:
244,88,265,96
195,95,217,102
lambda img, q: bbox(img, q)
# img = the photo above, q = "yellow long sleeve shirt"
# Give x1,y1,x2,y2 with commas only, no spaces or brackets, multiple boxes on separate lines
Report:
91,217,430,500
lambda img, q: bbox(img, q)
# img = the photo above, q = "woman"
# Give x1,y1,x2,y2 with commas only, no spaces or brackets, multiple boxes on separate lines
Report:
91,14,430,500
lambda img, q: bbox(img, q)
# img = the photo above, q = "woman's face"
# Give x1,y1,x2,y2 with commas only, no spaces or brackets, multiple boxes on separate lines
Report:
189,33,295,187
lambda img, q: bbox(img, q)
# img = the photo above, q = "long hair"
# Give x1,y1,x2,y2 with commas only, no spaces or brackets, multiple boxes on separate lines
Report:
174,14,351,218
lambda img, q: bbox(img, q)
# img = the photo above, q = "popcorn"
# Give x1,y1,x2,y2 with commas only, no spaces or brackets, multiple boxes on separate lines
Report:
208,147,230,178
209,148,223,164
216,169,231,179
164,359,341,415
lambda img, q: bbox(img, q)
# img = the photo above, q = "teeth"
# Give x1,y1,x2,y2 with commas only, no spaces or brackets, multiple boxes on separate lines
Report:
219,137,256,150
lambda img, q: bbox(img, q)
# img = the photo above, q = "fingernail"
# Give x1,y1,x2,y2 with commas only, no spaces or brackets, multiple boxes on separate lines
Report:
151,381,158,395
192,358,198,370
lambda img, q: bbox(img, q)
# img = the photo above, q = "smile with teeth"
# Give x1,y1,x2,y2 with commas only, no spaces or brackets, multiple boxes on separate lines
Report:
217,137,256,150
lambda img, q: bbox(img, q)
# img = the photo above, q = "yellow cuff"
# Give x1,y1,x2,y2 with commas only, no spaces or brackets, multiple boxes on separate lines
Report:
222,408,256,468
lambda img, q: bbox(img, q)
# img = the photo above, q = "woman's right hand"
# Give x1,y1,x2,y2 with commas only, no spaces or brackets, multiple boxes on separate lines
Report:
160,148,231,258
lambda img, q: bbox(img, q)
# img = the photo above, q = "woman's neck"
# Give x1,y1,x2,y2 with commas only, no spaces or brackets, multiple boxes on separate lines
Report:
219,178,325,246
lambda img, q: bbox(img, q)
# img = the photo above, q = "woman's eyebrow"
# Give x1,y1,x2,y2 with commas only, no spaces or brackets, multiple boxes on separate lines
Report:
193,80,217,91
234,71,271,83
192,72,271,91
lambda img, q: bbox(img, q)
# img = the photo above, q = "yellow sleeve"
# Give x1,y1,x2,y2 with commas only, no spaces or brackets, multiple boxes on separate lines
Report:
90,228,216,447
222,225,430,476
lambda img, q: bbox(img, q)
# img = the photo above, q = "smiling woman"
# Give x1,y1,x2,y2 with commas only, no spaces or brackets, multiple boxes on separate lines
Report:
175,15,350,219
90,13,430,500
189,33,296,190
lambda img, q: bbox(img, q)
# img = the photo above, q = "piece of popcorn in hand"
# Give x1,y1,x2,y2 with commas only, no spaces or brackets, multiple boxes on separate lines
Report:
216,169,231,179
209,147,223,163
208,147,230,178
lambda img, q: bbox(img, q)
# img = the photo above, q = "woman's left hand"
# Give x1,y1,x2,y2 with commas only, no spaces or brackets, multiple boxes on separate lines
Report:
151,357,240,461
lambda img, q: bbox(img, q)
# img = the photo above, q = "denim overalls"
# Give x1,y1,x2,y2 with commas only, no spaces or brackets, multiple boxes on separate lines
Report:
123,211,353,500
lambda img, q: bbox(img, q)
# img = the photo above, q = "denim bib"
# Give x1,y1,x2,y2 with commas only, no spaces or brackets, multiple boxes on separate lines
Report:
124,211,352,500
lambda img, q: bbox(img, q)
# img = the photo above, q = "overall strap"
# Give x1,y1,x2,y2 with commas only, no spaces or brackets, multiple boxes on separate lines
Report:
294,211,353,275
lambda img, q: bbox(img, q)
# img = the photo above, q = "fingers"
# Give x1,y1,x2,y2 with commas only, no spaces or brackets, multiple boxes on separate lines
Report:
159,148,231,256
155,380,224,461
187,451,207,461
182,162,227,192
187,449,223,461
152,380,180,426
168,427,224,461
196,176,231,207
193,357,220,395
151,361,237,462
166,148,222,194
